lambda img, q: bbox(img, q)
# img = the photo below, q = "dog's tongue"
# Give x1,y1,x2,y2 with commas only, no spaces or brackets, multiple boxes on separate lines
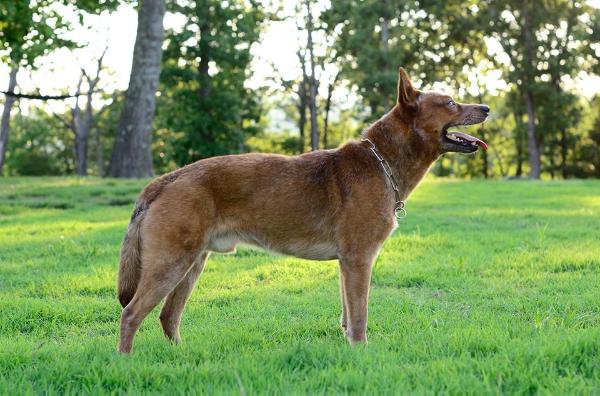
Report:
452,132,488,151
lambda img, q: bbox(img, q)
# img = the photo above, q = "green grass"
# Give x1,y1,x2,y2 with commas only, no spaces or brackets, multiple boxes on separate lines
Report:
1,176,600,394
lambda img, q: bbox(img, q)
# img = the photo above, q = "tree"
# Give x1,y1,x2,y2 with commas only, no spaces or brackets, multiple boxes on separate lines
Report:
276,4,321,153
272,47,308,153
479,0,598,178
0,0,124,175
322,69,339,148
0,0,72,174
54,49,108,176
266,48,308,154
4,110,74,176
322,0,485,119
589,103,600,178
107,0,166,178
297,47,309,152
521,0,541,178
0,67,17,173
322,0,405,118
154,0,265,167
544,0,595,179
273,1,342,153
304,0,319,151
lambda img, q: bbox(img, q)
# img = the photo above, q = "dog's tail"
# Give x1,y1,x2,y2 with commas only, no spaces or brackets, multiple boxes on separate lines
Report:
117,171,181,308
117,200,148,308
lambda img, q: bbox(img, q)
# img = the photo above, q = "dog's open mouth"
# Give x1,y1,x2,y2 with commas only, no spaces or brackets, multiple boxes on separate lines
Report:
441,125,488,153
446,130,488,150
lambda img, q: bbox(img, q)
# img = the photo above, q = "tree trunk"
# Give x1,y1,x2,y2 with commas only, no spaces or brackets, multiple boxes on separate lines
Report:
381,0,391,110
0,66,18,175
556,4,575,180
199,22,211,100
522,0,540,179
74,89,95,176
305,0,319,151
107,0,165,178
523,90,541,179
69,76,88,176
322,87,332,149
297,49,308,153
515,141,523,177
72,61,104,176
74,133,88,176
95,125,104,175
381,0,390,49
513,109,524,177
298,75,307,153
550,75,569,180
323,72,338,149
475,88,488,178
548,145,555,179
495,150,507,177
480,126,488,178
560,128,568,179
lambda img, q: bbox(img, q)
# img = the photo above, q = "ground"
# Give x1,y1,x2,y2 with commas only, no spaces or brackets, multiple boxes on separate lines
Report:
1,177,599,394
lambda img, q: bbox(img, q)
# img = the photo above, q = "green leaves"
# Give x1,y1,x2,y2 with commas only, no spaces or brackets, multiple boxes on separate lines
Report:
322,0,487,118
0,0,124,66
154,0,266,170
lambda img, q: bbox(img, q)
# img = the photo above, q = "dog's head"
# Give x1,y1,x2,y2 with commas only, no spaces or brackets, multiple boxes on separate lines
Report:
395,67,489,154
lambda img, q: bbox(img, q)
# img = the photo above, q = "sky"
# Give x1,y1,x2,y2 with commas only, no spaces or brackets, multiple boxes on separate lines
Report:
1,1,600,115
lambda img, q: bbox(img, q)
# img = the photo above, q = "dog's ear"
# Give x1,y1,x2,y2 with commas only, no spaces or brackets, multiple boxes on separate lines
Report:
397,67,418,112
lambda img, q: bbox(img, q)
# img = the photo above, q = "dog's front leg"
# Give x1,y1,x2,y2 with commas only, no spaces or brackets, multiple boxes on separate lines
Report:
338,263,348,331
339,256,374,345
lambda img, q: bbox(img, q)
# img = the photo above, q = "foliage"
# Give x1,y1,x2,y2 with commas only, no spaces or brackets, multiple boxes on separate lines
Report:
0,0,71,64
246,131,300,155
155,0,266,167
0,0,123,65
2,178,600,392
1,0,600,179
91,95,123,176
317,0,599,179
4,111,73,175
475,0,599,178
579,95,600,178
321,0,485,119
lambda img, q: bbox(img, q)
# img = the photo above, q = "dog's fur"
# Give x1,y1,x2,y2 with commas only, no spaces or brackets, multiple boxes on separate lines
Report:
117,68,489,353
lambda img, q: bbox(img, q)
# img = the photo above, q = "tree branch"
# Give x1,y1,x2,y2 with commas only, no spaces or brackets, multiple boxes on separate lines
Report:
0,90,99,100
53,112,75,132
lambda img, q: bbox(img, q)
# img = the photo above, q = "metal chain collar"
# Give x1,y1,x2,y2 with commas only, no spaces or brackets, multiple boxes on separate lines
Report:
361,138,407,219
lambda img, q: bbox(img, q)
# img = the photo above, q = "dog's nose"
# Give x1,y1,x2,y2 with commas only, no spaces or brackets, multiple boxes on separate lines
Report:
480,105,490,113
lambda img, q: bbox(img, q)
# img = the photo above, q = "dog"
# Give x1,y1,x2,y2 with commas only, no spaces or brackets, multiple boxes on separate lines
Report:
117,67,489,353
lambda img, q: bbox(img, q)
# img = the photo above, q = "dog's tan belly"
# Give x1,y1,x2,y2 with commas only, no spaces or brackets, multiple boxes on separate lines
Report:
207,234,238,253
207,232,338,260
275,240,338,260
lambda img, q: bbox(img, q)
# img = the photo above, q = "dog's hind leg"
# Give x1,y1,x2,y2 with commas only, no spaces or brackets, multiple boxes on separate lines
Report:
117,180,217,354
118,251,198,354
159,251,209,343
118,219,207,354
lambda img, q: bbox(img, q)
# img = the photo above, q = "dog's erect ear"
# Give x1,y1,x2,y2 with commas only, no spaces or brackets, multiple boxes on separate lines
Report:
397,67,418,112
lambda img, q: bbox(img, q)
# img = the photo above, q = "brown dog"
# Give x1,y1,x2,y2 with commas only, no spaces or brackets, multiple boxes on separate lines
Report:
117,67,489,353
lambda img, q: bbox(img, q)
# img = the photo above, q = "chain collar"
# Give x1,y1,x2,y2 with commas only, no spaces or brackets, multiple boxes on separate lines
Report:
361,138,407,219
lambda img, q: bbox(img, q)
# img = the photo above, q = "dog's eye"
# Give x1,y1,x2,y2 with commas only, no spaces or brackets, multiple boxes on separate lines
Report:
447,100,456,107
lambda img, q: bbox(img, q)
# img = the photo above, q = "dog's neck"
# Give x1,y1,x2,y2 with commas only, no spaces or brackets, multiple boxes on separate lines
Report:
362,106,439,199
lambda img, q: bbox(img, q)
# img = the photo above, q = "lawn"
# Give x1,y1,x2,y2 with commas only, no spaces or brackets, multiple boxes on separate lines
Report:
1,176,600,394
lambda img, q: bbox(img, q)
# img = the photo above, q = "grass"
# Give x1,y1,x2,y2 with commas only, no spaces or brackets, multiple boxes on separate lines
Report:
1,176,600,394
